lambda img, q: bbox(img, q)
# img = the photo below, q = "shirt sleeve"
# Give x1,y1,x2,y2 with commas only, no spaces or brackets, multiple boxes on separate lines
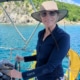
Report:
22,34,70,79
24,55,37,62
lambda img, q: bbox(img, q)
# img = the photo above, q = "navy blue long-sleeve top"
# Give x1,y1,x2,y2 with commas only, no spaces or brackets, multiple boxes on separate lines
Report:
22,25,70,80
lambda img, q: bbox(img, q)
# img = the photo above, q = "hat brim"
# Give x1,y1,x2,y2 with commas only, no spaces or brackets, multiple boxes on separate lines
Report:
31,9,68,22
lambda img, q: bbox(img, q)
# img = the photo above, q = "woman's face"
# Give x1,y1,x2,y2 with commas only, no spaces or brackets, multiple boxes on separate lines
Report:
40,10,59,28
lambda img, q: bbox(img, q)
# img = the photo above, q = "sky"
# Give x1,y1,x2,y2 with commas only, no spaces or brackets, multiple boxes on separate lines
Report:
56,0,80,6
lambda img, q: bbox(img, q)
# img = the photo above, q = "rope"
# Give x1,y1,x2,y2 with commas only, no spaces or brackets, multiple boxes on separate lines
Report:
30,0,37,12
23,22,40,50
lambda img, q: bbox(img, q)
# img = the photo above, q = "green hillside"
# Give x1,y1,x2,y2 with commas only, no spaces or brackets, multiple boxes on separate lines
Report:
29,0,80,22
0,0,80,22
57,1,80,21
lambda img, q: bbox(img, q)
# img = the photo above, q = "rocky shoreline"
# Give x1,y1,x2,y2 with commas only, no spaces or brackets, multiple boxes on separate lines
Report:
0,2,80,25
0,2,37,24
0,13,37,24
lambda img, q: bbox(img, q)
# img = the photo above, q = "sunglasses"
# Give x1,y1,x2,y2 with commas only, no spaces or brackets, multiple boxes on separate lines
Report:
39,10,59,17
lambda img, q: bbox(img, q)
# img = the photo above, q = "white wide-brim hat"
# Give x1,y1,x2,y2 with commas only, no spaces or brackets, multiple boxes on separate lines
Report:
31,1,68,22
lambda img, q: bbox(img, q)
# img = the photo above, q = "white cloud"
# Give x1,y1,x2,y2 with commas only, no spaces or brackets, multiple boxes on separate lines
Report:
56,0,80,6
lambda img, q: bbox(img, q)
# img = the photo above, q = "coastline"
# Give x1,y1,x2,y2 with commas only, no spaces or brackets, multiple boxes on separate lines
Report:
58,19,80,25
0,20,80,26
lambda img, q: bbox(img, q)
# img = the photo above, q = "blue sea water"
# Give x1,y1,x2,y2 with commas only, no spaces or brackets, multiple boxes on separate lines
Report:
0,24,80,78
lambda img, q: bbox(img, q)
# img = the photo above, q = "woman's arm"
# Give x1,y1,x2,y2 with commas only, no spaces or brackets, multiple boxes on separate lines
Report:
24,55,37,62
16,55,37,62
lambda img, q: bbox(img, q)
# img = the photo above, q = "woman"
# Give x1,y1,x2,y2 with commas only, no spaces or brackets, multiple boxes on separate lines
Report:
8,1,70,80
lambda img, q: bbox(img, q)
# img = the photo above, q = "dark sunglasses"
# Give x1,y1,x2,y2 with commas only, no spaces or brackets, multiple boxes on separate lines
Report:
39,10,59,17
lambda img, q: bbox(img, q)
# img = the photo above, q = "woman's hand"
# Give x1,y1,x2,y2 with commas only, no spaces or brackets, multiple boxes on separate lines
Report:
16,56,24,62
8,69,22,79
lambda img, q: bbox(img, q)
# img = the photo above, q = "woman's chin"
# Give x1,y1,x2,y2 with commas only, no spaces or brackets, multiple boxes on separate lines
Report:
45,24,53,27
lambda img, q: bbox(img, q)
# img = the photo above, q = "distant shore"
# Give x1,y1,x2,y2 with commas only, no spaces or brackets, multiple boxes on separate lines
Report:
58,19,80,25
0,18,80,26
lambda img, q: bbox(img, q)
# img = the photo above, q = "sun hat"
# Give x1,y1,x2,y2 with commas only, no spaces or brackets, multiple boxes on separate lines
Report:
31,1,68,22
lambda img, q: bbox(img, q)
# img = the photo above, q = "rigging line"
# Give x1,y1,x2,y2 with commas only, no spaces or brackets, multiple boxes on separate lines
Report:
23,0,41,50
0,3,26,42
23,22,40,50
0,46,33,53
61,0,66,29
9,49,12,60
0,46,22,50
30,0,37,12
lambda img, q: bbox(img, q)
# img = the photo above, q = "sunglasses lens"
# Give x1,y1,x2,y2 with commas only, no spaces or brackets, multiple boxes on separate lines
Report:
40,11,47,17
40,11,58,17
49,11,57,16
